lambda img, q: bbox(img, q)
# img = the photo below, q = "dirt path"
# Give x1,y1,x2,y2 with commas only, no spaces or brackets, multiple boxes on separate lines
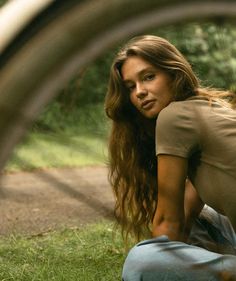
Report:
0,166,114,236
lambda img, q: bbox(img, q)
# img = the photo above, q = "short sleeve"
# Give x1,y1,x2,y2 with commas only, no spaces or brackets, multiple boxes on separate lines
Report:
156,101,200,158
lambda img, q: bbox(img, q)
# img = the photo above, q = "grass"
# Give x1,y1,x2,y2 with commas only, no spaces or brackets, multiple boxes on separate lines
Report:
1,103,129,280
2,129,127,280
5,103,109,172
0,221,127,281
5,131,108,172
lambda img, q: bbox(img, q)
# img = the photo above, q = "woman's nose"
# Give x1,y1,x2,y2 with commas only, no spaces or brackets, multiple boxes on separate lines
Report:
136,83,148,99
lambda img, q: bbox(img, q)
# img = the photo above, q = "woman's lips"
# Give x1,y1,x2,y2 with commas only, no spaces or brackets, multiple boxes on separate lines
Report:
141,100,155,109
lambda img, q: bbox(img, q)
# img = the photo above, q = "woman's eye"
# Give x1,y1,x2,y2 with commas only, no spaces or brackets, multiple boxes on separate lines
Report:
144,74,155,81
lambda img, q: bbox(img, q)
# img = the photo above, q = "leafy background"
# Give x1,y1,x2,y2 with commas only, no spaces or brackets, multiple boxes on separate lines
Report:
39,22,236,133
1,1,236,169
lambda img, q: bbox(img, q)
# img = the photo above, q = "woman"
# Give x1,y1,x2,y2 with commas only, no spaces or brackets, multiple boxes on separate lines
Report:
105,35,236,280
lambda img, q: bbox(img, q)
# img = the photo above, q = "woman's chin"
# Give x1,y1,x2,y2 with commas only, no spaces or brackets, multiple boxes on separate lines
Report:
143,110,159,119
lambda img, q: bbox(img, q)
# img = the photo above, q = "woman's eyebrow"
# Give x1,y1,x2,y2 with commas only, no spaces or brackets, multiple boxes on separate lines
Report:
137,67,155,76
123,67,155,83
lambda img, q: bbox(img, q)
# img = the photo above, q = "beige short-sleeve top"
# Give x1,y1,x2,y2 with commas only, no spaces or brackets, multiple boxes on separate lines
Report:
156,96,236,228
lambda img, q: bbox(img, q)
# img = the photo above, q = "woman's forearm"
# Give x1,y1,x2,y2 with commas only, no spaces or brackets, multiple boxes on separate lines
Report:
184,179,204,235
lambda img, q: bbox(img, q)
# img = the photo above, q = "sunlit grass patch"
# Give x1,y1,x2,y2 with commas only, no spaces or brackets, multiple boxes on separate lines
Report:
5,131,108,172
0,221,126,281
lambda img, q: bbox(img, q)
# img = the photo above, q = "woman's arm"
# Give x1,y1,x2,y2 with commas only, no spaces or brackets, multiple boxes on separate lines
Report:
184,178,204,237
152,155,204,241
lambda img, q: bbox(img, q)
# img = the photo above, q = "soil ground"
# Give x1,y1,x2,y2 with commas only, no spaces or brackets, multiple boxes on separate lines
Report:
0,166,114,236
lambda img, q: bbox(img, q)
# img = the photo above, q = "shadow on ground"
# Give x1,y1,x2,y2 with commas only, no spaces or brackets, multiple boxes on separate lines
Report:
0,166,114,236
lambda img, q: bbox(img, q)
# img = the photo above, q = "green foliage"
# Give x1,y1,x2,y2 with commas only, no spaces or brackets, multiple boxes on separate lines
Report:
0,222,127,281
56,51,116,111
152,22,236,91
0,0,7,7
8,22,236,171
34,102,108,135
6,102,110,171
39,22,236,133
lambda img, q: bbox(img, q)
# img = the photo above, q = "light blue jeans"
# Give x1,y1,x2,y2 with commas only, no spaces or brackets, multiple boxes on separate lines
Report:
122,206,236,281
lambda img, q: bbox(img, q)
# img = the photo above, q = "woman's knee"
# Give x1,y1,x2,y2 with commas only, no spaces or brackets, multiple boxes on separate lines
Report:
122,244,157,281
122,238,236,281
122,238,180,281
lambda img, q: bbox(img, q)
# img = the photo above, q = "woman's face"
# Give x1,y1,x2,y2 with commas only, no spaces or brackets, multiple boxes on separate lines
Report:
121,56,174,119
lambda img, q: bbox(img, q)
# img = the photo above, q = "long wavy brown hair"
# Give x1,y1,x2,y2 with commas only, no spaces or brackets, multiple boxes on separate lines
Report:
104,35,236,242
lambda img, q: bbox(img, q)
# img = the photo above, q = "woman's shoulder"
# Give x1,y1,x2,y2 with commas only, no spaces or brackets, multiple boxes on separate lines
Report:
156,98,201,158
156,96,214,137
164,96,210,109
158,97,203,121
159,95,226,121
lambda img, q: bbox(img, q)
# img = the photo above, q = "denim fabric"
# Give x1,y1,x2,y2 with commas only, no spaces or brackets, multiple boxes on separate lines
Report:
122,206,236,281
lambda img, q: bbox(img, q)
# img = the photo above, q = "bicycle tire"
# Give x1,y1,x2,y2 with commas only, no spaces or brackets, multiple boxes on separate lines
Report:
0,0,235,170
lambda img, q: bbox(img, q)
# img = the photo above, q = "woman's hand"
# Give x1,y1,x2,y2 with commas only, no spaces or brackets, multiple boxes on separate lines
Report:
152,212,186,241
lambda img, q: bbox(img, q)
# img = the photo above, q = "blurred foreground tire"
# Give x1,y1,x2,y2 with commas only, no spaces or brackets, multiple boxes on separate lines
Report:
0,0,236,171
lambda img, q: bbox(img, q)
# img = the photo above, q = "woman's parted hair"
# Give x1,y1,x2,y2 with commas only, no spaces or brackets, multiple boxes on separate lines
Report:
104,35,200,242
104,35,235,243
105,35,200,122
